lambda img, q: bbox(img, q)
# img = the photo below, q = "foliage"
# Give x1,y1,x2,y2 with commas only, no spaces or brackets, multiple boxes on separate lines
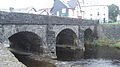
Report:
99,22,120,24
114,42,120,48
86,37,120,48
108,4,119,22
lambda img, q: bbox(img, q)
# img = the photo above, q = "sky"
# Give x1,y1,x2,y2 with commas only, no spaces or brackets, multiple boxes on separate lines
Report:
0,0,54,9
0,0,120,9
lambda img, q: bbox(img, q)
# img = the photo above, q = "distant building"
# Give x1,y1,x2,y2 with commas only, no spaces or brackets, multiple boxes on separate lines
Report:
80,0,109,23
0,8,10,12
81,5,109,23
0,7,51,15
51,0,84,18
9,7,37,14
36,8,51,15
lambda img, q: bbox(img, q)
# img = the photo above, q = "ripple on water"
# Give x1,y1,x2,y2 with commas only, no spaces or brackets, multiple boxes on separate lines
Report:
56,59,120,67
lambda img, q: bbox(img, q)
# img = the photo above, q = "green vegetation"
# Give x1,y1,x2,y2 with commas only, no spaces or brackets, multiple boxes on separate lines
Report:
114,42,120,48
86,37,120,48
108,4,120,22
99,23,120,24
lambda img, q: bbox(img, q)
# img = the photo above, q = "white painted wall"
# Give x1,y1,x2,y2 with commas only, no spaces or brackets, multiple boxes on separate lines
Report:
117,15,120,22
82,5,109,23
68,5,83,18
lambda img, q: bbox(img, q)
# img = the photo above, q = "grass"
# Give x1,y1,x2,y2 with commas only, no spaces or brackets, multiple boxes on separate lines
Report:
99,23,120,24
86,37,120,48
114,42,120,48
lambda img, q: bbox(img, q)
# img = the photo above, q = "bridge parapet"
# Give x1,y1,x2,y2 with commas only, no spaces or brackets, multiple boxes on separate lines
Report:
0,11,96,25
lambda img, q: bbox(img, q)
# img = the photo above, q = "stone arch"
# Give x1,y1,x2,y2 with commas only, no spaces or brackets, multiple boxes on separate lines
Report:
2,29,42,46
56,28,78,46
53,25,79,38
8,31,43,54
2,25,46,45
56,28,81,60
84,28,94,43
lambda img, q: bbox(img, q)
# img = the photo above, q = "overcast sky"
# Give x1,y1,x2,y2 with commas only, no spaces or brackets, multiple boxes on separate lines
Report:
0,0,54,9
0,0,120,9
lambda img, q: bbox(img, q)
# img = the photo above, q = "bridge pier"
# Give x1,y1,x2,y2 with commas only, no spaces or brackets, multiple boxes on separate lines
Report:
46,25,57,58
79,27,85,51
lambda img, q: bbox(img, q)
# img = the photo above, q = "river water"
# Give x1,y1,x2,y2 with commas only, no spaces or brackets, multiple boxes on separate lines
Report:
56,59,120,67
12,44,120,67
55,45,120,67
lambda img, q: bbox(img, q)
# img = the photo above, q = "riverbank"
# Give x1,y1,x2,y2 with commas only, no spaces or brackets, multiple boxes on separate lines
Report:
0,44,26,67
86,37,120,49
84,44,120,60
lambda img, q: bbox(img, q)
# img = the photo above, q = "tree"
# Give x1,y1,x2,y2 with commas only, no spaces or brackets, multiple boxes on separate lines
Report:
108,4,119,22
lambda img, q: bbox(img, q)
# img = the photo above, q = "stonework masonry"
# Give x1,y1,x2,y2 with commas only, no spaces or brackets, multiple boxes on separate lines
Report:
97,25,120,39
0,11,97,58
0,44,26,67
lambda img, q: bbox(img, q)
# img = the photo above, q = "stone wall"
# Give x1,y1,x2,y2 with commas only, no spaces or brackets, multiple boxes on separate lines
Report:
97,24,120,39
0,11,96,25
0,44,26,67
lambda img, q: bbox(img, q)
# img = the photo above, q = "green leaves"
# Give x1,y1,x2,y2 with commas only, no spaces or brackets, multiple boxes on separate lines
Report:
108,4,119,22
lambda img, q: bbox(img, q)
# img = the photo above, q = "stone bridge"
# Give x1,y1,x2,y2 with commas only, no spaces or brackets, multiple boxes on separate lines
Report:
0,11,97,60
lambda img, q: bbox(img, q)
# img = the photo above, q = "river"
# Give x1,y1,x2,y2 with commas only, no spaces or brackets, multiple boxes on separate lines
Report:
56,45,120,67
11,44,120,67
56,59,120,67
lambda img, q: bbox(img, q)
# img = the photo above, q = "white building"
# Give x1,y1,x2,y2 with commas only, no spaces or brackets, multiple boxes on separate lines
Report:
117,15,120,22
80,0,109,23
81,5,109,23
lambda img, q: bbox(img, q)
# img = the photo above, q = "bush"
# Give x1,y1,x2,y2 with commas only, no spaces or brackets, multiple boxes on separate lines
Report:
86,37,120,48
114,42,120,48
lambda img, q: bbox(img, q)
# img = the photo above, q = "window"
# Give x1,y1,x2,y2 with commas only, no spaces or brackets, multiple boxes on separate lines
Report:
98,20,100,23
103,18,105,23
90,14,92,16
62,8,66,13
97,12,99,16
103,14,105,16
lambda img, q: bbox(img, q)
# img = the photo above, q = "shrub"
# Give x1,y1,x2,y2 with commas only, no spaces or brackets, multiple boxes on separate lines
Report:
114,42,120,48
86,37,120,48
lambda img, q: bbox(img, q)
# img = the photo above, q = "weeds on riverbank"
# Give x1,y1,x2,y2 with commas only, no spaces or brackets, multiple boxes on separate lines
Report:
100,22,120,24
86,38,120,48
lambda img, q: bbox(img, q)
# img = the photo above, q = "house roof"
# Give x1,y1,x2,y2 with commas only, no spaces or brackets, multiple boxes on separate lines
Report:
68,0,78,8
60,0,70,8
60,0,79,8
9,7,37,13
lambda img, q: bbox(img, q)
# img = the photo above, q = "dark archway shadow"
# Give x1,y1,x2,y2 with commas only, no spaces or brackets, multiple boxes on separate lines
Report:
8,31,43,54
84,28,95,59
8,31,50,67
56,29,83,61
84,28,94,43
